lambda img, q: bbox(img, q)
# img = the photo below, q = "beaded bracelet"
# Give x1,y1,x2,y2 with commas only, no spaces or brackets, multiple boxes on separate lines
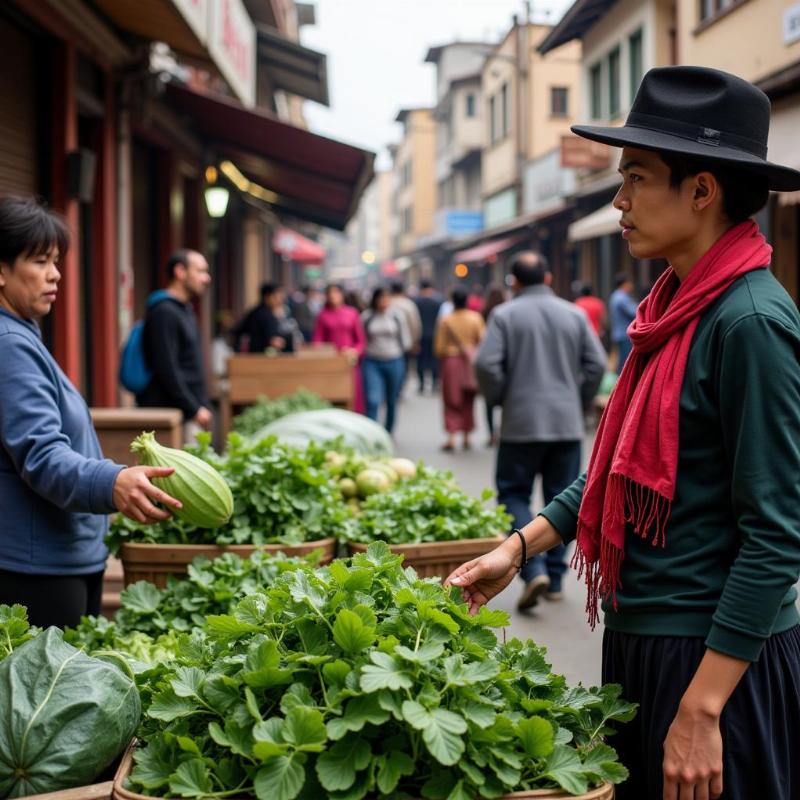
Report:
512,528,527,571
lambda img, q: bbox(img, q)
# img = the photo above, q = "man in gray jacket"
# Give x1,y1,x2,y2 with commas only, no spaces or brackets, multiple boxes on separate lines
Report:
476,252,606,611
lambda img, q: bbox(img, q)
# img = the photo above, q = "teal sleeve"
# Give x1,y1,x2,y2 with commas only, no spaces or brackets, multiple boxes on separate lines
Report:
539,472,586,545
707,314,800,662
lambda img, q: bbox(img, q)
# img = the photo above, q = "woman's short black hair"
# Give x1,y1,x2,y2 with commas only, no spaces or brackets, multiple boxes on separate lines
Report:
658,153,770,225
452,288,468,309
370,287,388,311
0,196,69,266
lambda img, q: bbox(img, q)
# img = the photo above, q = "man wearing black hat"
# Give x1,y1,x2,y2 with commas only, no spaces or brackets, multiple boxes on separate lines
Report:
446,66,800,800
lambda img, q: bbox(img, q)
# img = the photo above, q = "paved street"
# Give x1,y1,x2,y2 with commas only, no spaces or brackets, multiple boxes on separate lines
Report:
391,388,603,689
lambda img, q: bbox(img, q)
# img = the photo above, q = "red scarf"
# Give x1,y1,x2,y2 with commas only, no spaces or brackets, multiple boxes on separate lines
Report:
574,221,772,626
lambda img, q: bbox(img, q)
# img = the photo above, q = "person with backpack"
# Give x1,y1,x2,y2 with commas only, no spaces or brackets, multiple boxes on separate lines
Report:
135,249,212,441
434,288,486,452
361,287,411,433
0,197,182,629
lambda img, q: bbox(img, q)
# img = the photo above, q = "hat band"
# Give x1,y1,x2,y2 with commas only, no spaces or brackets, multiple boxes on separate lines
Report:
626,111,767,159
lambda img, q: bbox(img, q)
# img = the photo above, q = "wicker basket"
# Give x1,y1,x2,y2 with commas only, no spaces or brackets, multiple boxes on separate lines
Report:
118,538,337,588
346,536,505,579
19,747,129,800
113,742,613,800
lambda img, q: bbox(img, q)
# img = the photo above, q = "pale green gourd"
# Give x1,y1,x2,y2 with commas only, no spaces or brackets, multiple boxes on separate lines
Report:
130,432,233,528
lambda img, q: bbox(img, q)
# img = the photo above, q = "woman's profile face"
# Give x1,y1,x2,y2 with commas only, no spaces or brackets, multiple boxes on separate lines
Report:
0,246,61,321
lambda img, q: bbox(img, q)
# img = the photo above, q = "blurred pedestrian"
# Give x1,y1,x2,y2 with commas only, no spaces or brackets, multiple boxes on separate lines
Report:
345,289,367,313
232,283,294,354
609,273,638,373
475,251,605,610
290,285,319,342
312,284,366,413
481,285,507,446
0,196,181,628
467,283,485,313
574,282,607,339
389,281,422,392
211,309,234,378
447,65,800,800
435,288,486,451
137,248,212,442
361,287,411,433
413,279,442,394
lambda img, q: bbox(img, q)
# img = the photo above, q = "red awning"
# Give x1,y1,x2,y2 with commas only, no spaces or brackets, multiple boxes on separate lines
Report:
273,227,326,265
166,82,374,230
453,233,527,263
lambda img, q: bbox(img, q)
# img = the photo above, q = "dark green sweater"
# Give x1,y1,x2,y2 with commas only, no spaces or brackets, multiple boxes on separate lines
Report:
541,270,800,662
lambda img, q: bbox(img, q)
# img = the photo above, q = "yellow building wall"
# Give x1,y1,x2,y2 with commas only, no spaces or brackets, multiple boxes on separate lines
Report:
481,28,517,198
410,110,436,238
677,0,800,83
527,35,582,160
395,109,436,255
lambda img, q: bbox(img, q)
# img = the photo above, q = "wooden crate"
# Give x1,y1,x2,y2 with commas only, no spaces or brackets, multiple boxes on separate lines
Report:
220,353,355,436
119,539,337,588
90,408,183,467
347,537,505,579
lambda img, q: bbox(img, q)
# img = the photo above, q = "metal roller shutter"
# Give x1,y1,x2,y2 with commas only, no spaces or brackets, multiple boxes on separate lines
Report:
0,16,37,197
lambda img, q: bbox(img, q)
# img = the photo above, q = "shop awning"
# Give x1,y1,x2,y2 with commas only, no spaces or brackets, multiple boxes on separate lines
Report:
167,82,374,230
257,25,329,106
273,227,326,265
453,233,527,263
92,0,209,61
537,0,617,54
567,204,620,242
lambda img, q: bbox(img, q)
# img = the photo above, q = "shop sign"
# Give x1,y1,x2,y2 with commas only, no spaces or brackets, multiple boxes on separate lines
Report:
208,0,256,107
560,135,612,170
172,0,208,43
433,208,484,238
784,3,800,46
523,149,576,215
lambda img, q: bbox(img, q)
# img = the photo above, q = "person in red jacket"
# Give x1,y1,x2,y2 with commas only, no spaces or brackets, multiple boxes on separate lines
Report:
574,282,607,339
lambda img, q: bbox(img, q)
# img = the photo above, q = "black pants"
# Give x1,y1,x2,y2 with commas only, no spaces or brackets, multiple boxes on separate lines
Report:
495,440,581,589
416,336,438,391
604,626,800,800
0,568,104,628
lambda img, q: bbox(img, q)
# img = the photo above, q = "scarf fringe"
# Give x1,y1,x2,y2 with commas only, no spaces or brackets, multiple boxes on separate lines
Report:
575,474,671,628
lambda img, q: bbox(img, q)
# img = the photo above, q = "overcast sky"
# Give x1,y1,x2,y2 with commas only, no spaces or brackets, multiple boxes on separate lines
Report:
301,0,574,169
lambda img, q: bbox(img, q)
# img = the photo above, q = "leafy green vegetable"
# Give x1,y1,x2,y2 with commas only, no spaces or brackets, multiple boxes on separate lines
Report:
107,434,356,552
66,551,310,657
233,391,331,438
125,544,633,798
349,467,512,544
0,605,38,662
0,628,140,798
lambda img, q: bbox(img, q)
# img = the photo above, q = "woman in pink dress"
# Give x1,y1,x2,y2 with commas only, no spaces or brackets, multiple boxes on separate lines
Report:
312,284,366,413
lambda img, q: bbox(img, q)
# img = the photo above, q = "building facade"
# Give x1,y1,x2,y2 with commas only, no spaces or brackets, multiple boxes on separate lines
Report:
392,108,437,260
0,0,373,408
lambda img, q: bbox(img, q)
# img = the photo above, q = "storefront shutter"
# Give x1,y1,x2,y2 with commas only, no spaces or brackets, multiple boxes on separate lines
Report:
0,16,37,197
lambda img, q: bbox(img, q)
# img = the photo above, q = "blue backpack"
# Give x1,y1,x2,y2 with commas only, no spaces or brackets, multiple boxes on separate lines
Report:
118,290,173,394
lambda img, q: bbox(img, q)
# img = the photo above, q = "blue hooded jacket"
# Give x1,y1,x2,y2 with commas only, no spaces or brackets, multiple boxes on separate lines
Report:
0,308,124,575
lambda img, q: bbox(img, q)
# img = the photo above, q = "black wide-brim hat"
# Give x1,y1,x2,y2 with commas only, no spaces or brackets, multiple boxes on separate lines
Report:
572,65,800,192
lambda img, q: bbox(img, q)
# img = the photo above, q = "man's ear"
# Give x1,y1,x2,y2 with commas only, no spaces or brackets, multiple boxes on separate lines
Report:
544,272,553,286
692,172,719,211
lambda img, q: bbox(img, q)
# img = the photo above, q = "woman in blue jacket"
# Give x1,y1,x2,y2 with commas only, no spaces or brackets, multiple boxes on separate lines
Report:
0,196,181,628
